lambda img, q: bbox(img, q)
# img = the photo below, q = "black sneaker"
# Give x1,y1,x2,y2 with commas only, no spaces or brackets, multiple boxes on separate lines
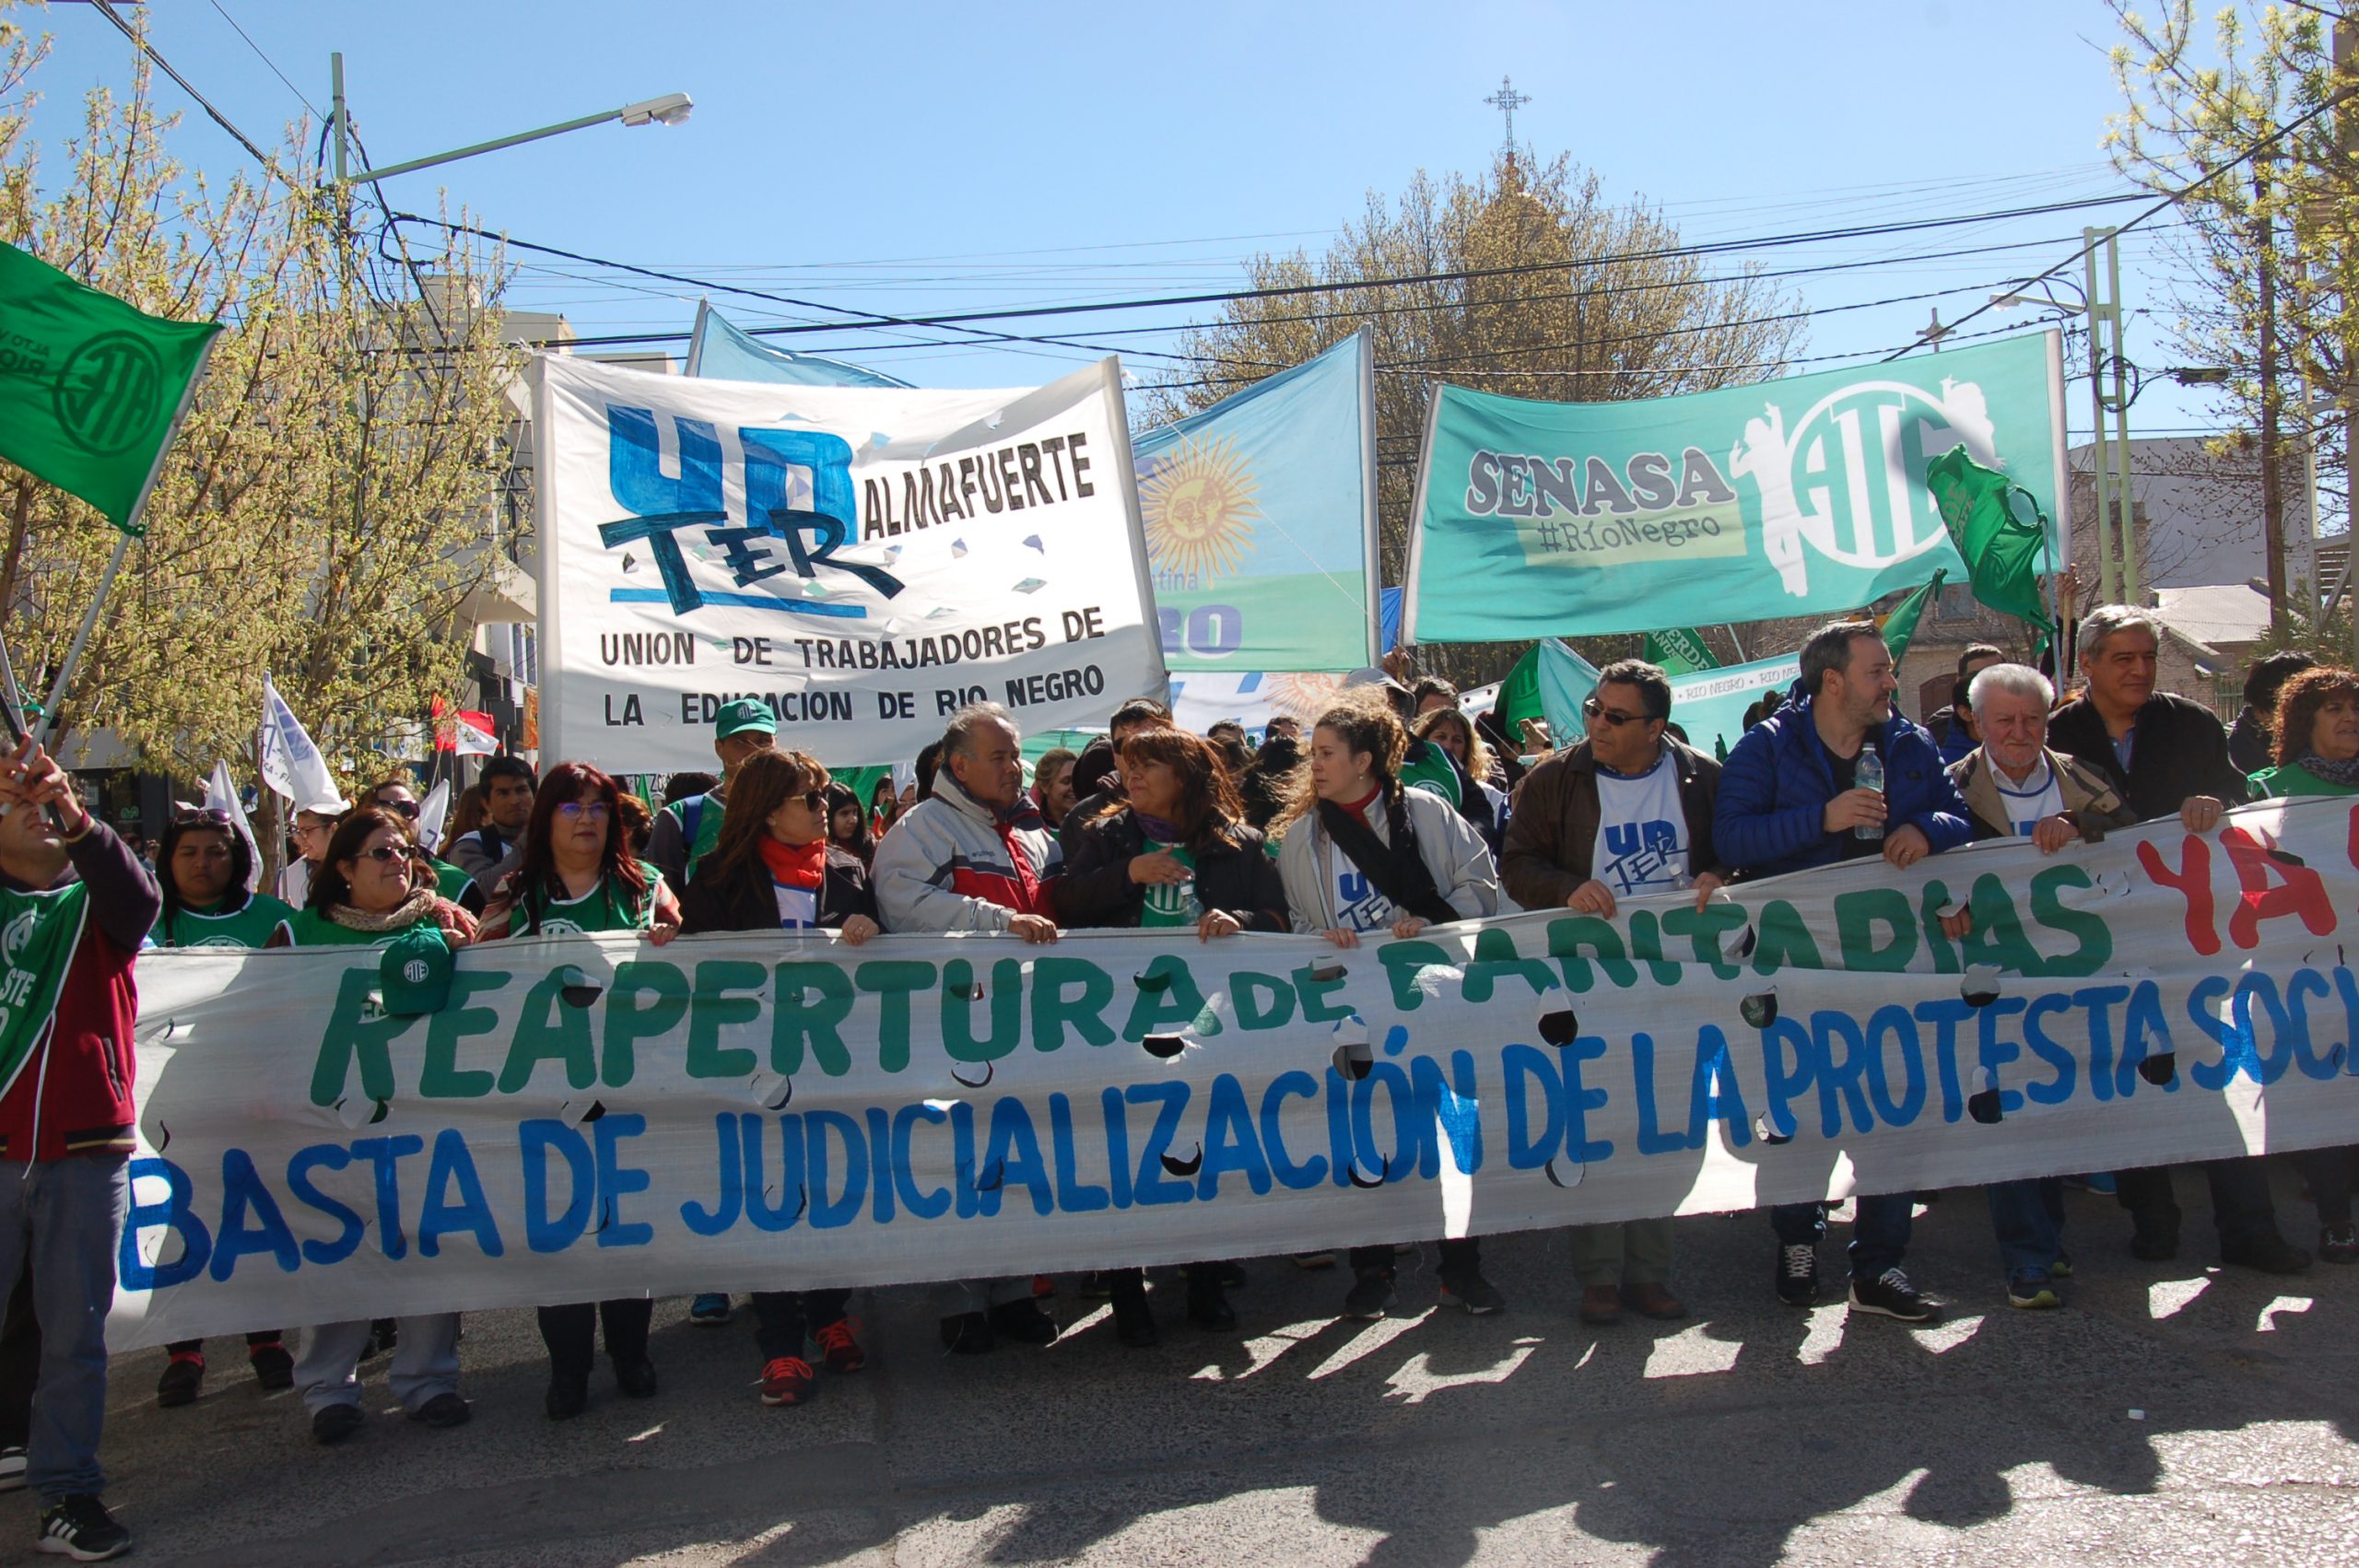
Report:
156,1351,205,1408
1109,1273,1158,1349
1775,1243,1819,1307
408,1391,472,1428
35,1494,129,1562
248,1339,295,1390
988,1298,1059,1347
311,1403,363,1445
545,1372,589,1421
2221,1233,2312,1275
1848,1268,1938,1323
1437,1270,1506,1315
1342,1267,1396,1320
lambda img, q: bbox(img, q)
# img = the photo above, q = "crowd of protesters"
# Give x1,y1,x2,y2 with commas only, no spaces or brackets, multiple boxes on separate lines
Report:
0,603,2353,1560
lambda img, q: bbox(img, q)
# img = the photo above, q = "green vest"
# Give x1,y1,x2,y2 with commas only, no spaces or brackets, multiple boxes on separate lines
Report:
429,858,475,905
664,791,728,878
153,893,295,951
511,865,663,936
0,881,89,1096
277,907,438,949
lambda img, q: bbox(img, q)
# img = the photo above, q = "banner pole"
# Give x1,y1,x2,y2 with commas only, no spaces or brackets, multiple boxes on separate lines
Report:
36,529,132,750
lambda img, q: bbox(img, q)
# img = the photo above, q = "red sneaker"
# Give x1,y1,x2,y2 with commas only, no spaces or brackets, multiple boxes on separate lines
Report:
813,1317,866,1374
758,1355,815,1406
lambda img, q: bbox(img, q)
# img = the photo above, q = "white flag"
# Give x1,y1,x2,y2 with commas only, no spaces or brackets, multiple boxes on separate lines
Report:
204,759,261,893
257,674,345,813
452,712,498,757
416,778,452,853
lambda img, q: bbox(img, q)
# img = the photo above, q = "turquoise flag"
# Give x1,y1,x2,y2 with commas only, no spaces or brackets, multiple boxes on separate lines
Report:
1402,333,2063,641
685,300,911,389
1540,642,1800,761
1134,332,1378,673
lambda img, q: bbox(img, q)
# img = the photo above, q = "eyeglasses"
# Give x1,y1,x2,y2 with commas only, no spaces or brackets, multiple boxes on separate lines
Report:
1581,697,1659,728
171,806,231,828
556,801,613,821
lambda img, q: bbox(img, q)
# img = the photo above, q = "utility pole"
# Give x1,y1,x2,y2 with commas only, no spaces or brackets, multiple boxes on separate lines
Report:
2258,158,2288,639
2083,228,2136,603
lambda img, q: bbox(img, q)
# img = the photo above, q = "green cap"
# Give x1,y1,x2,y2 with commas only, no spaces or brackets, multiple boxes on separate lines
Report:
715,698,778,741
379,925,453,1017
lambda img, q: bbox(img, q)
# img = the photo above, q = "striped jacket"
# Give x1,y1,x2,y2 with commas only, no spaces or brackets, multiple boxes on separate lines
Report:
872,778,1062,933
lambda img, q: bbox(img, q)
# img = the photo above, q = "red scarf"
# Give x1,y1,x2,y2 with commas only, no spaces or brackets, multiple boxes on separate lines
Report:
759,837,827,890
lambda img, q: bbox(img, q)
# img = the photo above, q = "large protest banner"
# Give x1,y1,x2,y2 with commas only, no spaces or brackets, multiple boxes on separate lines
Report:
1135,332,1379,673
110,800,2359,1348
1401,332,2069,642
534,355,1163,771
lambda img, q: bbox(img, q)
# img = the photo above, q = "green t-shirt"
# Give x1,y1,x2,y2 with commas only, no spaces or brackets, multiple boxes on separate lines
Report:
2249,760,2359,799
1398,743,1463,809
1136,841,1203,928
509,864,663,937
152,893,296,952
428,858,475,906
276,907,440,949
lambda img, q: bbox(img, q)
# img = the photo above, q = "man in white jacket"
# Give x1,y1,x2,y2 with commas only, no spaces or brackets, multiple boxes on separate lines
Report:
872,702,1065,1352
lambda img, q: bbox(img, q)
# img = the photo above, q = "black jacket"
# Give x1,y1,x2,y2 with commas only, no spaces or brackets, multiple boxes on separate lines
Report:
1239,737,1301,831
2047,692,2251,823
1053,804,1288,931
679,845,877,935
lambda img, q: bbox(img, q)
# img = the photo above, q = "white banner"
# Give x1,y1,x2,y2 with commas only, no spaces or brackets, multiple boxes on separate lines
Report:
534,356,1165,771
111,801,2359,1347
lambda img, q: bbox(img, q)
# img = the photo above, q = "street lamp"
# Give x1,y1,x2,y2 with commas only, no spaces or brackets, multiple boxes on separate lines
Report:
327,53,689,191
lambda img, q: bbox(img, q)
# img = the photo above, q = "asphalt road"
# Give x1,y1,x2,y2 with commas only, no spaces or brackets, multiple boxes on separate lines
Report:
3,1172,2355,1566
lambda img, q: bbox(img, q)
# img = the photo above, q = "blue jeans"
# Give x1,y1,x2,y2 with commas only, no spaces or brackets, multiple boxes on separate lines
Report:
1769,1193,1911,1281
0,1153,127,1500
1989,1177,2065,1277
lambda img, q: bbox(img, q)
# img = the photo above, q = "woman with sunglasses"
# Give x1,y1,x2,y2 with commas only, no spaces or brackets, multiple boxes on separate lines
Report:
265,806,477,1444
1055,728,1285,1346
1274,697,1505,1322
475,763,678,1416
144,806,299,1408
680,749,877,1407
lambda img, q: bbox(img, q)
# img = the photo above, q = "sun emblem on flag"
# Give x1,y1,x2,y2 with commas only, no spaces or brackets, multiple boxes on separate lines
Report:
1263,673,1346,720
1141,435,1260,581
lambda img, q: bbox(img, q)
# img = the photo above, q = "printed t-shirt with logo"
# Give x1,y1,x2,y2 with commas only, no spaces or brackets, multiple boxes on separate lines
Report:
150,892,296,951
762,838,830,930
1991,755,2065,837
511,864,663,937
0,882,91,1092
1590,747,1690,896
1325,788,1396,932
1137,840,1203,928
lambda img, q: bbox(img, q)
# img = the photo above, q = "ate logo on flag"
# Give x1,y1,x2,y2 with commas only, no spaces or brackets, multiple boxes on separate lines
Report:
54,332,165,456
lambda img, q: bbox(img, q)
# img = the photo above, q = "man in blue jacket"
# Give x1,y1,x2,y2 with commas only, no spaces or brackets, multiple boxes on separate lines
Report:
1714,619,1974,1324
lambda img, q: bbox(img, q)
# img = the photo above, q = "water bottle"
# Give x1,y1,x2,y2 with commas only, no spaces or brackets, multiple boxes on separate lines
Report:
1853,748,1885,841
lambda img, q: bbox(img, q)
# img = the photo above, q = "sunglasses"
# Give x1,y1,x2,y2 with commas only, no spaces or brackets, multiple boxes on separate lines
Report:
172,806,232,828
1581,697,1659,728
376,799,420,820
356,843,424,866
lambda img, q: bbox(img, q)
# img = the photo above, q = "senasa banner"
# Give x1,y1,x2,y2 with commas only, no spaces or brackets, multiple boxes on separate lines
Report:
1402,332,2069,642
534,355,1165,771
111,799,2359,1347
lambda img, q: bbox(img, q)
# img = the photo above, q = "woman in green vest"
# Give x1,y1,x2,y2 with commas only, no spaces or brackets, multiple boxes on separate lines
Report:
477,762,679,1419
2248,665,2359,1265
267,805,476,1444
147,806,298,1408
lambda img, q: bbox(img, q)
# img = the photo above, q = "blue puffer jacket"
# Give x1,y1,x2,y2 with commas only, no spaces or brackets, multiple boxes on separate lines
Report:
1713,690,1972,879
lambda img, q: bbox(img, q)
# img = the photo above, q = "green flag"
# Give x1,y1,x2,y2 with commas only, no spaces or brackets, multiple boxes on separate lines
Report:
0,240,218,533
1644,626,1719,676
1879,568,1947,665
1925,444,2057,636
1496,644,1545,731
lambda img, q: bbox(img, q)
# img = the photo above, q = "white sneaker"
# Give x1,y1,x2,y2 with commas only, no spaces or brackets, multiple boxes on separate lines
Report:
0,1445,25,1492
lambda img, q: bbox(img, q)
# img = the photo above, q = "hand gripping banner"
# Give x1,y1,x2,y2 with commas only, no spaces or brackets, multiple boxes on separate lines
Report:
112,800,2359,1347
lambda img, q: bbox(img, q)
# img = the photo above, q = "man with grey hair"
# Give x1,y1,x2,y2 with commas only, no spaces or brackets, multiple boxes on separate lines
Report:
2048,607,2307,1274
1945,662,2138,1310
1948,663,2137,849
870,702,1065,1353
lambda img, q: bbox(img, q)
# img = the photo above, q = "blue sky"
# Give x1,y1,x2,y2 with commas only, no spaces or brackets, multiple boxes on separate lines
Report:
22,1,2218,434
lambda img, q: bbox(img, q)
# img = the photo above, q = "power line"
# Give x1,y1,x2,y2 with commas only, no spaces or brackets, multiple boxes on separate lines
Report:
204,0,321,117
86,0,313,206
397,190,2155,352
